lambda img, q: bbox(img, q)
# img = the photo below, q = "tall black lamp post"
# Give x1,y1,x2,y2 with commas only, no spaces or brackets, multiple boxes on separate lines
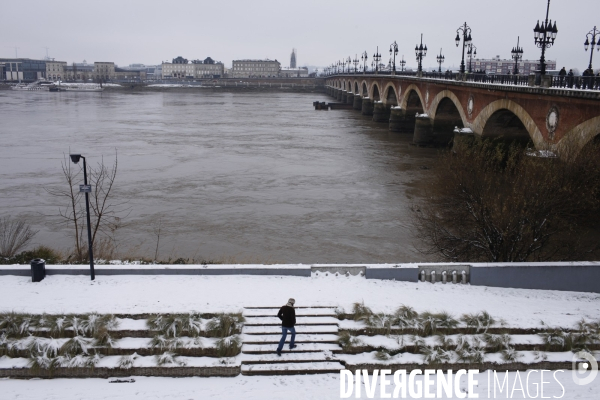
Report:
353,54,359,73
584,26,599,71
467,44,477,73
533,0,558,78
436,49,445,73
511,37,524,74
455,22,473,74
69,154,95,281
390,41,398,74
361,51,368,73
346,56,352,74
373,46,381,73
399,55,406,72
415,34,427,74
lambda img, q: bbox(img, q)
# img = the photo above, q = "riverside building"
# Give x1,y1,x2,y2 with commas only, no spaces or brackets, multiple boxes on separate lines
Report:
162,56,224,79
472,56,556,75
231,59,280,78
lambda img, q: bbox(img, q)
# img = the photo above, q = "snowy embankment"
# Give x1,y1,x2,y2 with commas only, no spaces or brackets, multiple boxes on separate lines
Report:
1,274,599,329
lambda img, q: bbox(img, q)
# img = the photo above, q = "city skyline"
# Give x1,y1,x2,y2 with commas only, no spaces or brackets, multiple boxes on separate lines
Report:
2,0,598,71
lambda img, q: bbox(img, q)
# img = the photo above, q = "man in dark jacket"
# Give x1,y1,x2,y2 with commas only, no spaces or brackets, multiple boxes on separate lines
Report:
276,298,296,356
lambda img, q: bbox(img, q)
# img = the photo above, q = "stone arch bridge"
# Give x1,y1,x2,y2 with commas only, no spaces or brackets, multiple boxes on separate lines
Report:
325,74,600,155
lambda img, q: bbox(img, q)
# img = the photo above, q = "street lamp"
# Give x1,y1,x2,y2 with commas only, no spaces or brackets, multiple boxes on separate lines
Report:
346,56,352,74
436,49,445,73
511,36,524,75
353,54,359,73
533,0,558,77
584,26,599,71
467,44,477,73
455,22,473,74
373,46,381,73
390,41,398,74
415,34,427,74
69,154,95,281
399,55,406,72
361,51,368,73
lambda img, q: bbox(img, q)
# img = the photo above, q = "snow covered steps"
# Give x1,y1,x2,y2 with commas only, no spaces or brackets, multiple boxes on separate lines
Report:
241,306,345,375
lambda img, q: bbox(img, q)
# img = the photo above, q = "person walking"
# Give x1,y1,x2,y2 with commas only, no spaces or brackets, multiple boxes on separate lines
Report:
276,298,297,356
567,69,575,88
558,67,567,87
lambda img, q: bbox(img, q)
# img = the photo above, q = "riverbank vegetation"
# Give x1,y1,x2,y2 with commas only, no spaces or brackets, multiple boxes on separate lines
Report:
412,137,600,262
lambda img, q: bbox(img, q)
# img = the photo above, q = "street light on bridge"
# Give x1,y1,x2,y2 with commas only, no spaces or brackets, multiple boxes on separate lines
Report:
390,41,398,74
511,37,524,75
346,56,352,74
533,0,558,80
373,46,381,74
584,26,599,72
353,54,359,73
361,51,368,74
455,22,473,74
436,49,445,73
415,34,427,75
467,43,477,73
399,55,406,72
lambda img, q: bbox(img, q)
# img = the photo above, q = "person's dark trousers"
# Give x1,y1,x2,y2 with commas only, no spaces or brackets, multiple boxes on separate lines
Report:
277,327,296,352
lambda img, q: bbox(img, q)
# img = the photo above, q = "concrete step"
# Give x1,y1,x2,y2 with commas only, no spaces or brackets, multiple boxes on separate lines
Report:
242,334,339,345
243,325,338,335
244,307,337,317
244,316,339,326
241,361,345,376
242,343,341,354
241,352,337,364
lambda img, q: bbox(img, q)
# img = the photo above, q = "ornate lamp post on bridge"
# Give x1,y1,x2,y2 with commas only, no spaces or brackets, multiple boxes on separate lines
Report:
455,22,473,74
436,49,445,73
390,41,398,74
346,57,352,74
584,26,599,71
467,44,477,73
353,54,359,73
533,0,558,82
415,34,427,76
399,55,406,72
373,46,382,74
511,37,524,75
361,51,368,74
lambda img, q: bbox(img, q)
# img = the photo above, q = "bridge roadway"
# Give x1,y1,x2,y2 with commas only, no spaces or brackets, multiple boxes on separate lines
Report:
326,74,600,156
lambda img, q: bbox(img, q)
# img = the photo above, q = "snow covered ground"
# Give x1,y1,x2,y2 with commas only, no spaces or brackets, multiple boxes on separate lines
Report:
1,274,599,328
1,372,599,399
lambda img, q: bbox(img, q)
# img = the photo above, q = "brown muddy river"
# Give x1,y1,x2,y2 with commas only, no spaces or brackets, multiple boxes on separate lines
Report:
0,89,438,263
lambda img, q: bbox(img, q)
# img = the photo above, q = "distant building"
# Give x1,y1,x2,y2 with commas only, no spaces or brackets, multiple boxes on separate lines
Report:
290,49,297,69
1,58,46,82
279,67,308,78
232,59,280,78
162,56,224,79
46,61,67,80
472,56,556,75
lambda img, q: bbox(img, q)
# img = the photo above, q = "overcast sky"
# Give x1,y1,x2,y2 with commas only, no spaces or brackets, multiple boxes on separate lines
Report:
3,0,598,71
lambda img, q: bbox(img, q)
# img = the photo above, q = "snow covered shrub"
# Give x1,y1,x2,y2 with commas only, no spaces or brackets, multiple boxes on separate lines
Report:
501,348,521,363
205,313,244,338
61,353,102,368
147,313,203,338
461,311,495,333
156,351,186,366
539,329,567,350
483,333,511,353
81,313,119,337
47,316,68,337
435,335,456,351
393,305,419,330
28,354,56,372
566,319,600,351
334,307,349,320
60,336,93,356
338,332,364,350
118,353,138,369
418,312,459,336
419,344,451,365
150,335,185,351
0,312,36,338
27,337,62,358
374,350,390,361
351,302,374,323
366,313,395,336
215,336,241,357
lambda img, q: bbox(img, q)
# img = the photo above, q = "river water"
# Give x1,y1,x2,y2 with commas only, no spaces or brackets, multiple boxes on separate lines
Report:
0,89,438,263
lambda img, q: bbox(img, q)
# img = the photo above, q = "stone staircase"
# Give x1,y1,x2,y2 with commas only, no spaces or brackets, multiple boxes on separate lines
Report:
240,306,345,375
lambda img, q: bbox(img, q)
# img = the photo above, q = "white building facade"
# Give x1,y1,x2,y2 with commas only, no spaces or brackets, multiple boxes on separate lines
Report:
232,59,280,78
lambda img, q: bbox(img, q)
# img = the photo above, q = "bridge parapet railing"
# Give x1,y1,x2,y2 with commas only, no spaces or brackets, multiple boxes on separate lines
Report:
549,75,600,90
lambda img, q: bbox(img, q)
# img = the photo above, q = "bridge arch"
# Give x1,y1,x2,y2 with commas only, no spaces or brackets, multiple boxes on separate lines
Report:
370,82,381,101
399,84,425,112
343,81,346,90
354,81,359,95
382,82,399,106
556,115,600,158
361,81,369,97
347,80,352,93
473,99,543,147
429,90,468,127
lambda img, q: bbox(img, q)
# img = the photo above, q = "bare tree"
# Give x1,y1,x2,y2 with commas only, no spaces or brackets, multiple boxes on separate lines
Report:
46,151,128,261
412,137,600,262
0,217,39,257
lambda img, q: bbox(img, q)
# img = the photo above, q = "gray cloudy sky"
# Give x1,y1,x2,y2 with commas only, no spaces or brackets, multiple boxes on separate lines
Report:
3,0,598,70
